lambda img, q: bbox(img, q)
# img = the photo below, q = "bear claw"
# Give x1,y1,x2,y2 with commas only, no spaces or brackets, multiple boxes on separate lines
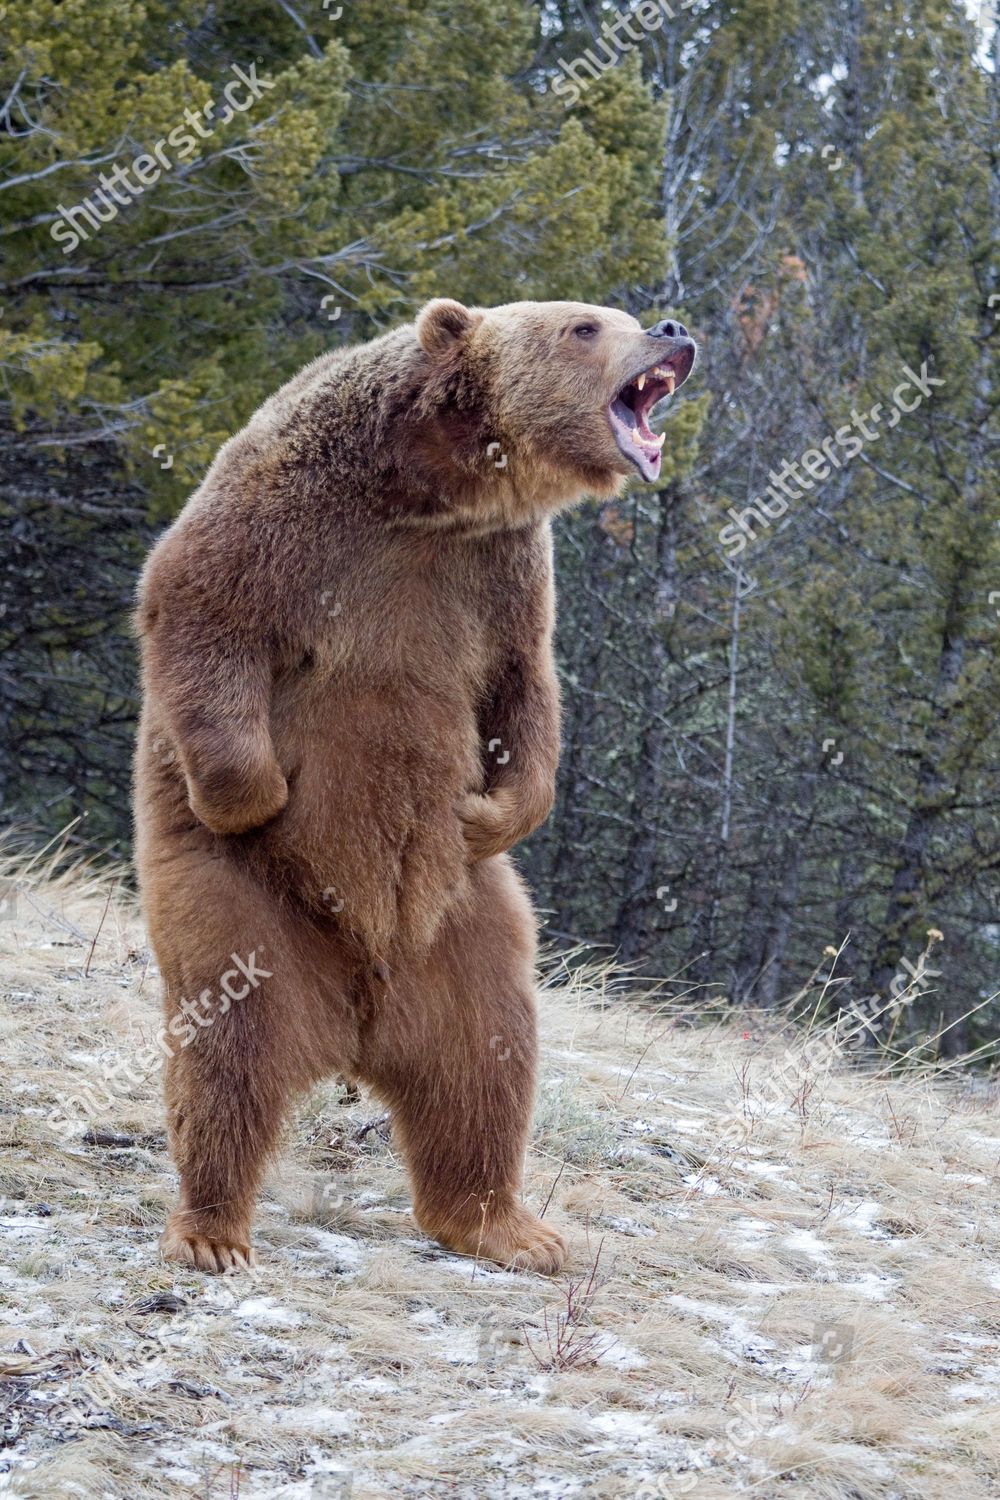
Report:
422,1204,569,1275
504,1219,569,1276
160,1219,256,1274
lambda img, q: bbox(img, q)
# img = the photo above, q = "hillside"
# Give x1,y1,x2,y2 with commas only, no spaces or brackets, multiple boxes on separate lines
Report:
1,861,999,1499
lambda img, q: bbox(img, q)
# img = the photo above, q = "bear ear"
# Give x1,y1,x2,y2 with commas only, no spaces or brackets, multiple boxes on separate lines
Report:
416,298,482,356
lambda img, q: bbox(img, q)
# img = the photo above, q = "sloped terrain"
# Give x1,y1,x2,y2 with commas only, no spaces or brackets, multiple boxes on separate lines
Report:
1,862,999,1499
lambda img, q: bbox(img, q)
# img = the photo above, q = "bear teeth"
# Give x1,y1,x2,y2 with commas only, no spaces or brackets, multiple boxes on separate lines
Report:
650,365,677,394
636,374,646,391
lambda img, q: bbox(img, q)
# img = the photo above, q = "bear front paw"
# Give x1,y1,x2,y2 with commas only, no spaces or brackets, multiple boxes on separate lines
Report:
188,758,289,836
455,789,519,861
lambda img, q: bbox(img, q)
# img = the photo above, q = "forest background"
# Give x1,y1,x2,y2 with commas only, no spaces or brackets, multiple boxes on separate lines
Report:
2,0,998,1056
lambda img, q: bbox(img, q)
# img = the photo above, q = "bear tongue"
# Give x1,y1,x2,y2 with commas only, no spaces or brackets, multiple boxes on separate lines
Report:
608,398,665,483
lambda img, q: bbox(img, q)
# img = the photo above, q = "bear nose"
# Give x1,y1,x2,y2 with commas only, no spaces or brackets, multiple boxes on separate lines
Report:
646,318,689,339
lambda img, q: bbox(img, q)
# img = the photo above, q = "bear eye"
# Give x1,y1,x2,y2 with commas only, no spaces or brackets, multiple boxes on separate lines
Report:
573,323,599,339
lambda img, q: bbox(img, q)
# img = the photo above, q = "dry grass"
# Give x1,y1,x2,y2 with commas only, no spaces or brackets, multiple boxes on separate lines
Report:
1,855,999,1498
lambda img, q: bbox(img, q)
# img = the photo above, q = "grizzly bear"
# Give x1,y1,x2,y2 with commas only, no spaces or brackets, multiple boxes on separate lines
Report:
133,298,696,1273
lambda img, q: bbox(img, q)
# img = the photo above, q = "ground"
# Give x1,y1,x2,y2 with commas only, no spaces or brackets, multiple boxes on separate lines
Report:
1,857,999,1499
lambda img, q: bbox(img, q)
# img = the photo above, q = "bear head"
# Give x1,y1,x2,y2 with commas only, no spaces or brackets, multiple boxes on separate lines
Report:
398,298,696,524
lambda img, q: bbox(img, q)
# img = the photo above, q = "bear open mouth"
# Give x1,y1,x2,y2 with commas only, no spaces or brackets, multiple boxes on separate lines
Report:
607,354,692,483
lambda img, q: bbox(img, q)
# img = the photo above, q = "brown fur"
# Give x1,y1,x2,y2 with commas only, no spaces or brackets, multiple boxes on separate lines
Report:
134,299,683,1273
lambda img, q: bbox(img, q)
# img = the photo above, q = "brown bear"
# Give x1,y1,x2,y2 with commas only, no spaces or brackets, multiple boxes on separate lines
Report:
133,298,696,1274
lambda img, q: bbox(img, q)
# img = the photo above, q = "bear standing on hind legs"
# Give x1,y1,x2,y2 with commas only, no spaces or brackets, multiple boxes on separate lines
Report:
133,297,696,1273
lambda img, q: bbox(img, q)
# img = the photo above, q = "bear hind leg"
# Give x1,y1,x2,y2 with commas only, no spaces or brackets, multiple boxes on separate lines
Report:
357,863,567,1274
148,854,357,1272
160,1020,289,1272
